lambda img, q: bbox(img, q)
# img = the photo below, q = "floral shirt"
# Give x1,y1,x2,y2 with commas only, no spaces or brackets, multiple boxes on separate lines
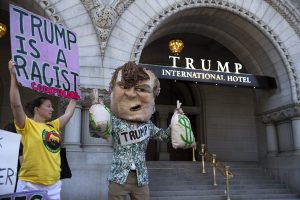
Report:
108,115,170,186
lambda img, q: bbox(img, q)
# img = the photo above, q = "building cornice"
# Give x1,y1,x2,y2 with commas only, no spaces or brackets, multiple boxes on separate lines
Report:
260,104,300,123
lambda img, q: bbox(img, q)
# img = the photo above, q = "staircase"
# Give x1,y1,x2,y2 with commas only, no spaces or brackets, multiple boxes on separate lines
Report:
147,161,300,200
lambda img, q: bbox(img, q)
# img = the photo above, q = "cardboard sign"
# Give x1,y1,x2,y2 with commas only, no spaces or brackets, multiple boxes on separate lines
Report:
0,190,47,200
118,125,149,146
10,4,81,99
0,129,21,195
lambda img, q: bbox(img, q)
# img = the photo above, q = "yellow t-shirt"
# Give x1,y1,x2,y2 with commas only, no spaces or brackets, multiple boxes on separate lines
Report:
15,116,61,185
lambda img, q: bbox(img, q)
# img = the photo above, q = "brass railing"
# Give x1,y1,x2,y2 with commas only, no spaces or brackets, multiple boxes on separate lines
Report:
194,143,233,200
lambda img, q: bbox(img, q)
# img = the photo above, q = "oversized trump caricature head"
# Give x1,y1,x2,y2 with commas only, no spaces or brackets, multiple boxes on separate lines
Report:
109,62,160,122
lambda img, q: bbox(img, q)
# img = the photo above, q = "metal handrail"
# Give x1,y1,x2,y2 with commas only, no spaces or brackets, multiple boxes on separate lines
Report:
196,143,233,200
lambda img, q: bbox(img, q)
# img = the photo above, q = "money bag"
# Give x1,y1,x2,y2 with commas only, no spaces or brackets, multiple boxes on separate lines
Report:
171,101,196,149
89,89,112,140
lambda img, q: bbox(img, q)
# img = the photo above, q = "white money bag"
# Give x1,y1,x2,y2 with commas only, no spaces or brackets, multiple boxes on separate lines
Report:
89,89,112,140
171,101,196,149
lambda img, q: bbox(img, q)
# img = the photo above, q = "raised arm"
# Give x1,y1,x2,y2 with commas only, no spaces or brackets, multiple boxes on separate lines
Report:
59,99,77,129
9,59,26,128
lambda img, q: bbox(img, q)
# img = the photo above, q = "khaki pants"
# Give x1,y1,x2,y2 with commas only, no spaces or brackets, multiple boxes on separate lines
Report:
108,171,149,200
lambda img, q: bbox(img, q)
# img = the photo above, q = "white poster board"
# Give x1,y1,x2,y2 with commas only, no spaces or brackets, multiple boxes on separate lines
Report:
0,129,21,195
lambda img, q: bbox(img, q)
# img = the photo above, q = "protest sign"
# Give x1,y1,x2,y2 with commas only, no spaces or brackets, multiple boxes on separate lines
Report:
0,129,21,195
10,4,81,99
0,190,47,200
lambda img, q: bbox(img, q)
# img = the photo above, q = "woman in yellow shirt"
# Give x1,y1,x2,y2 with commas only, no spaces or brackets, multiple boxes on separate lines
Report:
8,59,77,200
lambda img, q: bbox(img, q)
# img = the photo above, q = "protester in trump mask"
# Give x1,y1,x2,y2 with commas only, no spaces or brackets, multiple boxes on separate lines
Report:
89,61,187,200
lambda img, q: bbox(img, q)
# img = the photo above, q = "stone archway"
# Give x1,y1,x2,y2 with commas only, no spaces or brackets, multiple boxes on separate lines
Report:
104,0,300,162
105,0,300,110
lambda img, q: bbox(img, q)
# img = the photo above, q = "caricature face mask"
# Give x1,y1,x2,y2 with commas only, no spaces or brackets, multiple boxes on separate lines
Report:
110,67,157,122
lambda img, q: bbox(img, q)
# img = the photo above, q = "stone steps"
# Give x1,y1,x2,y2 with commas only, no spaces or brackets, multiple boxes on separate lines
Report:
147,161,300,200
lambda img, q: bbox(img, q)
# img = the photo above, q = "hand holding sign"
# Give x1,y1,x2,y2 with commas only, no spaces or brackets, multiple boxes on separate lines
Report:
10,4,81,99
8,59,16,75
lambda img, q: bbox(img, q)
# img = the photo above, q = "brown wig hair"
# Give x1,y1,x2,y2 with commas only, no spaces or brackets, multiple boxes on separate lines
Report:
109,62,160,97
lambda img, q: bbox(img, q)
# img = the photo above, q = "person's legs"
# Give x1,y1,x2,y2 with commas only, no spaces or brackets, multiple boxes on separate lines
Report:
16,180,27,192
108,171,149,200
16,180,61,200
127,171,149,200
108,181,130,200
129,185,149,200
46,180,61,200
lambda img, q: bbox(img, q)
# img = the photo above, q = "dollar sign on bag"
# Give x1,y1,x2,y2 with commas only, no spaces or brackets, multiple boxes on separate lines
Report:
178,115,194,147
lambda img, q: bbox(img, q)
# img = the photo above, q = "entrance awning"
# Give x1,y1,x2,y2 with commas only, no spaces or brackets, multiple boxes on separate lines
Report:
142,64,277,90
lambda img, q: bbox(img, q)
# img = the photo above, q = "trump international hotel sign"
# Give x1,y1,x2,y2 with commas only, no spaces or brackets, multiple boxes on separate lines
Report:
143,56,277,89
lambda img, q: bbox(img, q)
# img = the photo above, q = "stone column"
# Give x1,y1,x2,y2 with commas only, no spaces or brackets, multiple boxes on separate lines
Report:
277,121,293,155
265,123,278,156
64,104,82,150
158,110,170,161
291,117,300,154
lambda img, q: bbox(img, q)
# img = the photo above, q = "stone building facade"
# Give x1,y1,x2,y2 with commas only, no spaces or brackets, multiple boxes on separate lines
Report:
1,0,300,199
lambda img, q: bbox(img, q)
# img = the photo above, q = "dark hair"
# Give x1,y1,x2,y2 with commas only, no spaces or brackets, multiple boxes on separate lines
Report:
109,61,160,97
25,96,51,117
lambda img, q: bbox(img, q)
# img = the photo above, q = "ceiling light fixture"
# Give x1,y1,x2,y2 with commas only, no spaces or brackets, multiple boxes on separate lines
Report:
169,39,184,55
0,22,7,38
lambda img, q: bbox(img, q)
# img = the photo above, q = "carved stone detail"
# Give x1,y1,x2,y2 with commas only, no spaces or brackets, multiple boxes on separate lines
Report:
93,8,116,29
130,0,300,101
81,0,134,59
267,0,300,37
261,104,300,123
80,87,110,107
34,0,63,24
